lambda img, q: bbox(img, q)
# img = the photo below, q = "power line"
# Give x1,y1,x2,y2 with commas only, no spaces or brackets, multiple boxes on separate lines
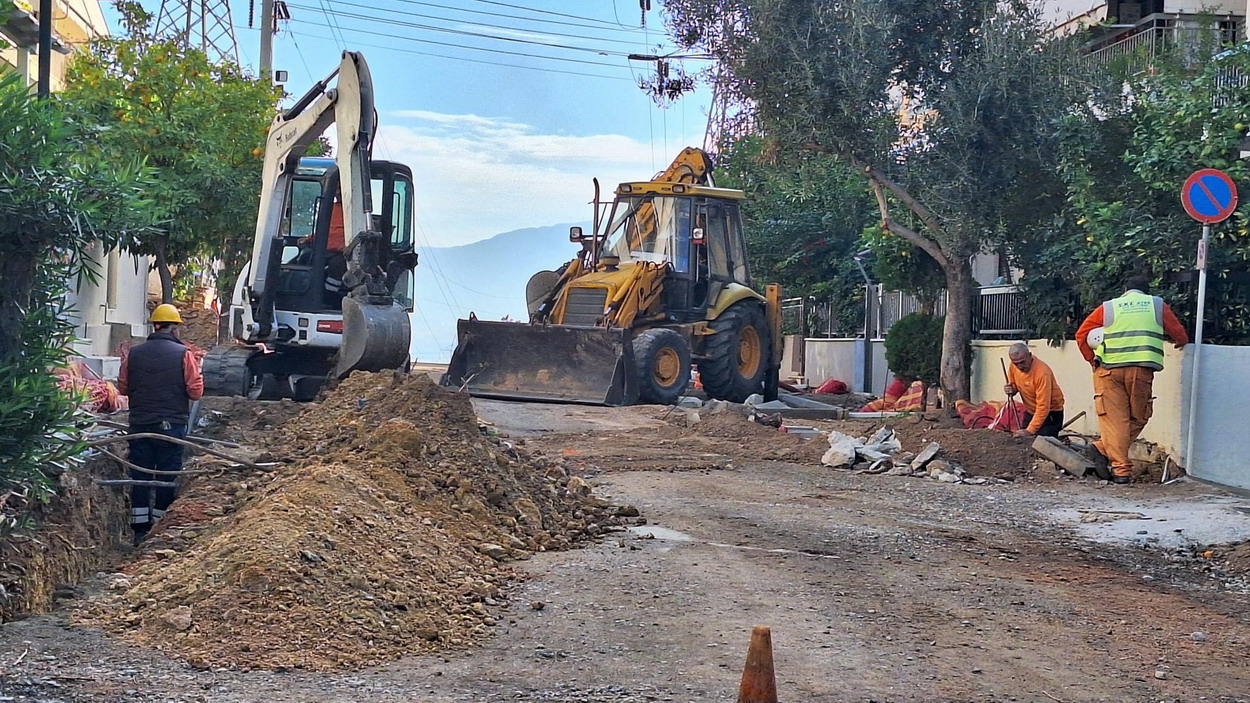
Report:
290,17,634,71
292,30,631,81
285,3,639,57
314,0,347,49
304,0,673,50
472,0,624,27
376,0,657,36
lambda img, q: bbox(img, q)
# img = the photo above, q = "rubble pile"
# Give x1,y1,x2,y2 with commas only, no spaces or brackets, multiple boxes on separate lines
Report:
81,372,622,671
819,427,999,485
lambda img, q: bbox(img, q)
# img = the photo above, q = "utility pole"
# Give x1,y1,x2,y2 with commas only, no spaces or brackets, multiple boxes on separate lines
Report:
154,0,241,65
37,0,51,98
259,0,274,82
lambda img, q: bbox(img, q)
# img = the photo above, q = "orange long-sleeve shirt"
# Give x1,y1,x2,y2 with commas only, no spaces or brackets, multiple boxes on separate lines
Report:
1007,357,1065,434
1075,294,1189,365
118,347,204,401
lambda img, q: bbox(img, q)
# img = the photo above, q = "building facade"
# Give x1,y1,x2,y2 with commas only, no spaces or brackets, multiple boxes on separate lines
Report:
2,0,152,374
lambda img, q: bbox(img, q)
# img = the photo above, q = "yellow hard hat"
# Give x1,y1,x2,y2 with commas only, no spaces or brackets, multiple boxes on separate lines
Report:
150,304,183,324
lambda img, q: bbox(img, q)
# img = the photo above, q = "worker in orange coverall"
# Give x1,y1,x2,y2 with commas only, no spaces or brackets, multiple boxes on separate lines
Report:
1076,275,1189,484
1004,342,1065,438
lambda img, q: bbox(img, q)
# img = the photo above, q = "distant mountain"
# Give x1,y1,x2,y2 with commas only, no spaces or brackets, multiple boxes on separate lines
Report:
411,222,589,363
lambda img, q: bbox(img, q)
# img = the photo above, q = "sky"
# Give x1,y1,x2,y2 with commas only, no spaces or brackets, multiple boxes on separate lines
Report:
111,0,714,248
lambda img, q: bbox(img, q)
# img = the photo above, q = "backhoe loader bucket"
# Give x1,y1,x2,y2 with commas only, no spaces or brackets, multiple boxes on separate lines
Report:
444,319,637,405
336,297,411,378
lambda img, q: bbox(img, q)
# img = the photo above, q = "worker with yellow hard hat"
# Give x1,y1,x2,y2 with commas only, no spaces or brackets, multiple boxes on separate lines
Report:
117,303,204,545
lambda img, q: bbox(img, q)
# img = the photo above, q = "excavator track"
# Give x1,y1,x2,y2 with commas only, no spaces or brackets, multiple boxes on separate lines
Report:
202,346,258,398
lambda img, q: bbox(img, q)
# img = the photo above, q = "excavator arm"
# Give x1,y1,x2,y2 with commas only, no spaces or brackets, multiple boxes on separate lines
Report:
243,51,409,377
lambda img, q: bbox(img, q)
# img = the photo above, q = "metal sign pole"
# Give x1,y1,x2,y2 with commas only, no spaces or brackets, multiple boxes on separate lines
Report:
1183,223,1210,475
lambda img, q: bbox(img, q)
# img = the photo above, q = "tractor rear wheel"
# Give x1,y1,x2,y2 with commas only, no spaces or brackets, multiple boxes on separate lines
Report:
632,328,691,406
698,301,770,403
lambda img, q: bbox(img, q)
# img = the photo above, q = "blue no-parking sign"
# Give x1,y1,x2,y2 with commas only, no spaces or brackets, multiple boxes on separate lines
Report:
1181,169,1238,224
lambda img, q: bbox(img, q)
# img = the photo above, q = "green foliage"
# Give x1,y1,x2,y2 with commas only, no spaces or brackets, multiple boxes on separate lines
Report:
664,0,1099,400
60,1,281,302
713,136,877,333
0,73,155,528
883,313,944,385
1022,46,1250,343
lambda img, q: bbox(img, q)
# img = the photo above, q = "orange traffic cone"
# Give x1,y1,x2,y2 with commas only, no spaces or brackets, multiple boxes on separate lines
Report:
737,625,778,703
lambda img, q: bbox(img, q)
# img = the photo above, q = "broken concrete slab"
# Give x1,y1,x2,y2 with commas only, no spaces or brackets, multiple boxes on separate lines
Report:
910,442,943,471
822,430,864,468
778,393,840,410
676,396,703,409
1031,436,1093,478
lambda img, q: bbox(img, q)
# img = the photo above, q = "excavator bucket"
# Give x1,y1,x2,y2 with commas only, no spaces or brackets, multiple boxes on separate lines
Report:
444,319,637,405
336,297,412,378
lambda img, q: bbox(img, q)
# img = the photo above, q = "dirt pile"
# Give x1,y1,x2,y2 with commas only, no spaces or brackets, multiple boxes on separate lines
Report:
174,304,222,350
81,372,622,671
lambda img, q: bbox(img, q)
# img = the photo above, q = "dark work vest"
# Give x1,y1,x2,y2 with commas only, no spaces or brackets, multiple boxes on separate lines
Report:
127,330,191,426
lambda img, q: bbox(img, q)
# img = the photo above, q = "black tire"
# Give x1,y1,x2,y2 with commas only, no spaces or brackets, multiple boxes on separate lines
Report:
698,301,771,403
632,328,691,406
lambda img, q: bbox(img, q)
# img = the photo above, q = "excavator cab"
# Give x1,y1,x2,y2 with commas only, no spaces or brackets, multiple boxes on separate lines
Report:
445,148,782,406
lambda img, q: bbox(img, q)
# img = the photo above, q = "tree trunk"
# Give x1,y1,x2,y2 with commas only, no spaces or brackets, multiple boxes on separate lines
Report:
0,253,37,364
940,259,976,409
154,236,174,304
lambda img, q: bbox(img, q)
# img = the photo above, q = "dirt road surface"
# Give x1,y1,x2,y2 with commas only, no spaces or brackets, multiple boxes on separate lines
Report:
3,396,1250,702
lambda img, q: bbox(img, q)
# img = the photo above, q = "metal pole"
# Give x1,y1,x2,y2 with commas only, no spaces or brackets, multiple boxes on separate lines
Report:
37,0,52,98
863,284,875,394
259,0,275,82
1183,223,1210,476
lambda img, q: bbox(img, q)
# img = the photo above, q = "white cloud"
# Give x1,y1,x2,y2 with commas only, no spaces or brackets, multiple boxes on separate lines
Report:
372,110,702,247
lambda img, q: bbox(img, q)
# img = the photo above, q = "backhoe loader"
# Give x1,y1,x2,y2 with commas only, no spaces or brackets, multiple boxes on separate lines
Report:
203,52,417,401
444,147,782,406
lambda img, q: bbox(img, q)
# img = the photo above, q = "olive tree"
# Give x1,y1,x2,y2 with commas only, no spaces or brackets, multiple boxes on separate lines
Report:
663,0,1098,403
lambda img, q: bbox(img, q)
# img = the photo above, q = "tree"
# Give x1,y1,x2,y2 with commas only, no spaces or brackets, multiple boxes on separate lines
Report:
0,73,154,509
713,136,877,333
663,0,1099,404
1019,44,1250,343
60,2,280,302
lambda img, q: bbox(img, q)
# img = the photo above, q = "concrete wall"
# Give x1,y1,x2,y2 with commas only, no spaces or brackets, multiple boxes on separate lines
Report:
1187,345,1250,489
66,244,151,368
805,338,890,394
971,340,1187,458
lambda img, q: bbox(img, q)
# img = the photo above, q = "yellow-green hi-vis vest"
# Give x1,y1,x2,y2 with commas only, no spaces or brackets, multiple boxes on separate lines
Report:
1097,290,1166,371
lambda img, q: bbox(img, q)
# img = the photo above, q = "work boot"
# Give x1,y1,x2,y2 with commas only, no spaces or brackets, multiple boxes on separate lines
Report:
1111,474,1132,485
133,528,149,547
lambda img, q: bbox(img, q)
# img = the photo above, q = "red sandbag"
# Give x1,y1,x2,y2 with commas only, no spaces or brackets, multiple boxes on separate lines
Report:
815,378,849,395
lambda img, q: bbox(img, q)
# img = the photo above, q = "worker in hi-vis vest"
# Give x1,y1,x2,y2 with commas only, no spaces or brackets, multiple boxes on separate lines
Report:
1076,275,1189,484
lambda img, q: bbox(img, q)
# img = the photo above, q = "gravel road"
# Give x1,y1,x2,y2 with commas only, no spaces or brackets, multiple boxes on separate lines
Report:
3,399,1249,702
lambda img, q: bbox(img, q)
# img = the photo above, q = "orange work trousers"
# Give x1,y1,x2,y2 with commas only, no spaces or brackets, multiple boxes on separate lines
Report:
1092,366,1155,478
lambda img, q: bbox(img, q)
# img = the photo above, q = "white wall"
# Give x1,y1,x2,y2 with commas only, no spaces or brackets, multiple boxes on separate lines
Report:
67,244,151,362
1186,345,1250,489
805,338,890,394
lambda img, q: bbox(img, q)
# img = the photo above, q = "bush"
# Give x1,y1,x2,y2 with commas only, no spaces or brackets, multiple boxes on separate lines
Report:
0,73,154,536
883,313,943,386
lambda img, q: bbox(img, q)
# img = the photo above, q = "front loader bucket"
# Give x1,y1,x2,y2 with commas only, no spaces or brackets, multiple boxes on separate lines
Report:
444,319,637,405
336,297,412,378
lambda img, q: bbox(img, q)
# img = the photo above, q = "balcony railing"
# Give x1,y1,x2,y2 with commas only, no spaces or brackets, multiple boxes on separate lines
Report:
1086,13,1243,74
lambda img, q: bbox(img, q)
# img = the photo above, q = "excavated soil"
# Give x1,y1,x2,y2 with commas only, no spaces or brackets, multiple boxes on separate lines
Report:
78,372,624,671
175,304,222,350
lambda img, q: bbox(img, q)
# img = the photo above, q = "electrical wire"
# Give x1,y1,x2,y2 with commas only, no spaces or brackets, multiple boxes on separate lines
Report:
329,0,660,43
291,30,631,81
391,0,648,35
290,17,634,71
472,0,624,27
285,3,641,57
315,0,347,49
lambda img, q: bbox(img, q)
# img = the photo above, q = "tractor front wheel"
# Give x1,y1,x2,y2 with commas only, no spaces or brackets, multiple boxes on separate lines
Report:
632,328,691,406
698,302,771,403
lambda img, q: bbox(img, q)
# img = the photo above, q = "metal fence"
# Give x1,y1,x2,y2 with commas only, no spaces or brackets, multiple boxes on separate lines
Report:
785,284,1026,339
1086,14,1243,74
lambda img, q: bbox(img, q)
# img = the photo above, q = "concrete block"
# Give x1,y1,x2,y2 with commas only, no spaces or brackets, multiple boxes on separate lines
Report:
1031,436,1093,477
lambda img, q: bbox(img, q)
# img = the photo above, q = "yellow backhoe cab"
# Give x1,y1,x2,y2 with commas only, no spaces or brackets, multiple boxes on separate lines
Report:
444,147,782,406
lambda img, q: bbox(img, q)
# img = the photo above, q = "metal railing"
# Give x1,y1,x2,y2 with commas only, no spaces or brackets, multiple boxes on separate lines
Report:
975,284,1028,338
783,284,1027,339
1086,14,1243,73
